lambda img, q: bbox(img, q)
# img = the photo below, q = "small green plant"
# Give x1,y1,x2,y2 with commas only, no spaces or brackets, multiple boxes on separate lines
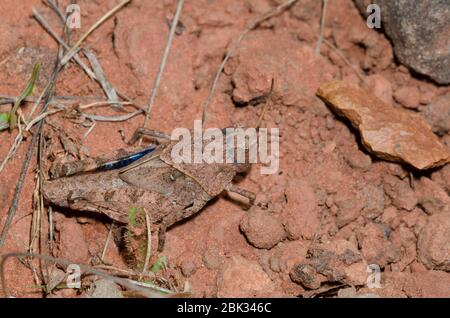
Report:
151,255,168,273
0,113,10,131
9,62,41,130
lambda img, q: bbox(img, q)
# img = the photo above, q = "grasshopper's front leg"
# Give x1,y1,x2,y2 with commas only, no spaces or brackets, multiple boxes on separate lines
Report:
226,184,255,205
128,127,170,145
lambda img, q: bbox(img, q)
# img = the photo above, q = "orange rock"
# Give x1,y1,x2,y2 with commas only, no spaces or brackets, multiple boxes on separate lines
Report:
317,81,450,170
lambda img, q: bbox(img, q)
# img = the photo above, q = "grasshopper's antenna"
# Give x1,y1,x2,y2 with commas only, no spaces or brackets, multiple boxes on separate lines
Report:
255,78,275,129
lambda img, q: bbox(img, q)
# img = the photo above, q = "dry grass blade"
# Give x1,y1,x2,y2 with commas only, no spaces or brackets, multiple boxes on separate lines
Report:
323,39,365,81
141,209,152,275
141,0,185,130
60,0,132,66
32,7,96,80
100,224,114,263
84,49,121,109
45,0,66,24
201,0,298,125
0,127,39,247
81,109,143,122
315,0,329,55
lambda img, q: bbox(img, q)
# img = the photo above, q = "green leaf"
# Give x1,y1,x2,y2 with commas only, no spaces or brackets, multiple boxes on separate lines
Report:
151,256,168,273
9,62,41,130
0,112,10,131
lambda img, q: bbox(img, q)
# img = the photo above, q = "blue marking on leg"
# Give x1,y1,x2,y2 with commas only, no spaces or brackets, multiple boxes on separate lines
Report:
97,146,156,171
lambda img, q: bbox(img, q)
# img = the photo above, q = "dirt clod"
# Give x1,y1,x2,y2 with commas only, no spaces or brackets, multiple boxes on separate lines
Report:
418,213,450,271
240,207,286,249
217,256,278,297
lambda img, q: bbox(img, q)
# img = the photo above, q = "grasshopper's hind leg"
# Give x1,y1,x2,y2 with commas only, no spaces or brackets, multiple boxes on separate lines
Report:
128,127,170,145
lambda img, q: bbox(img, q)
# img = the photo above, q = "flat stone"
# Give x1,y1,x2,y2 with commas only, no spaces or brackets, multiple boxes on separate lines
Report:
317,81,450,170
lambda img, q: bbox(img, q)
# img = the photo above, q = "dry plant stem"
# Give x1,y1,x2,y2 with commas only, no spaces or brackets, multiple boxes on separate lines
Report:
48,206,54,254
323,39,365,81
141,0,185,130
83,120,97,139
81,109,143,122
32,7,96,79
0,124,40,247
79,101,133,110
0,15,67,247
202,0,298,125
0,24,69,172
42,1,138,105
125,279,174,295
61,0,132,65
141,209,152,275
84,48,120,108
0,253,164,298
29,174,42,253
24,101,134,131
315,0,329,55
0,95,107,105
100,224,114,263
0,133,23,173
25,106,64,131
45,0,66,24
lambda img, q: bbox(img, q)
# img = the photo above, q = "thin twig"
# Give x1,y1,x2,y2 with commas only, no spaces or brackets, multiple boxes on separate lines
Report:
323,39,365,81
0,125,39,247
84,48,120,108
125,279,174,295
45,0,66,24
78,101,133,110
81,109,143,122
32,7,96,80
141,0,185,131
202,0,298,125
83,120,96,139
315,0,329,55
35,4,142,108
0,133,23,173
0,16,68,246
100,224,114,263
0,95,108,105
48,206,54,254
141,209,152,274
25,106,64,131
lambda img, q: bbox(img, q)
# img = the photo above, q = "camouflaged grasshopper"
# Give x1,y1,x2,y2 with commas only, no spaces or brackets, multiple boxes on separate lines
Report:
43,127,255,258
